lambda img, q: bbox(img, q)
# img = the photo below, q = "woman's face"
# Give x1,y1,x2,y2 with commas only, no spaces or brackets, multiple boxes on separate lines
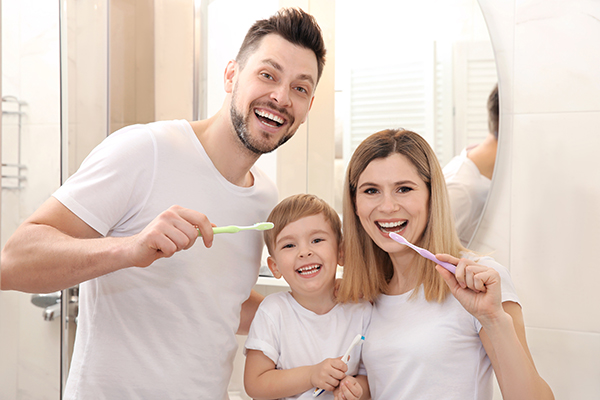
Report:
354,153,430,255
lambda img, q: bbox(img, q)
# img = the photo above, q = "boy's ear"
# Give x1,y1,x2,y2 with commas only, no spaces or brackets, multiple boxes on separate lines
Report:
267,256,283,279
337,242,344,266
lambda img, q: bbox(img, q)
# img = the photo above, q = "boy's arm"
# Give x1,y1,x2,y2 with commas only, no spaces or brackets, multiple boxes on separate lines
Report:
244,349,348,400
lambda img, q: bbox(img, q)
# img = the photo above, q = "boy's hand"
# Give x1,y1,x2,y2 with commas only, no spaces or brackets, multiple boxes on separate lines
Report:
310,357,348,392
333,376,363,400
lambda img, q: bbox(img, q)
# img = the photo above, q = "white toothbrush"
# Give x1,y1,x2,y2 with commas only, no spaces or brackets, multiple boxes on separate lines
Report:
389,232,456,274
197,222,274,236
313,334,365,397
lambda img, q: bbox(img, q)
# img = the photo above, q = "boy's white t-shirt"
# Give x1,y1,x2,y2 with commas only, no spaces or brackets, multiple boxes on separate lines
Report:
54,120,278,399
363,255,520,400
245,291,372,399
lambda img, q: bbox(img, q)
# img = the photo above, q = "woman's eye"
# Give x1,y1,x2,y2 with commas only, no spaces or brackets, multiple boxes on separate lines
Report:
398,186,413,193
363,188,378,194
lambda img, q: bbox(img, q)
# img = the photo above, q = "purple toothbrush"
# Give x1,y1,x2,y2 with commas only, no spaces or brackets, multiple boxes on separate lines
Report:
388,232,456,274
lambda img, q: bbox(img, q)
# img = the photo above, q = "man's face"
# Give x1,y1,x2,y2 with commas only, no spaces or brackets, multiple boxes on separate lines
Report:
228,34,319,155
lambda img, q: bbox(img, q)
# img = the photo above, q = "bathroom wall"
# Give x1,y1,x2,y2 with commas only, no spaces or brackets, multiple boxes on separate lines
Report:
472,0,600,398
0,0,62,398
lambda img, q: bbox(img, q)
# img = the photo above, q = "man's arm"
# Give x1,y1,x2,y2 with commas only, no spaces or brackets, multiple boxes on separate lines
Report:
1,197,215,293
237,289,264,335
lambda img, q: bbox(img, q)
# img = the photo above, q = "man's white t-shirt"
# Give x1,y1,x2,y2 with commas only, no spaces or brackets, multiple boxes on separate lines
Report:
54,120,278,399
443,147,491,246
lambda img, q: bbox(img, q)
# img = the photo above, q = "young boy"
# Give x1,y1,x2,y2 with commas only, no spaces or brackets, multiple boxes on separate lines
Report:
244,194,371,400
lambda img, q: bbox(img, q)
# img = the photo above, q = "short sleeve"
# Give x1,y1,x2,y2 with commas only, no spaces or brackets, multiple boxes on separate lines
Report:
244,301,281,365
52,125,156,236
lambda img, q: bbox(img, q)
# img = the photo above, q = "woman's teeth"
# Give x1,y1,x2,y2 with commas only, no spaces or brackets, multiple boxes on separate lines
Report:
296,265,321,275
377,221,407,233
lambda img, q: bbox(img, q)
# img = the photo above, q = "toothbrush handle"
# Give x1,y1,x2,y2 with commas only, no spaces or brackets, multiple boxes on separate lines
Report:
420,249,456,274
212,226,239,234
197,226,239,237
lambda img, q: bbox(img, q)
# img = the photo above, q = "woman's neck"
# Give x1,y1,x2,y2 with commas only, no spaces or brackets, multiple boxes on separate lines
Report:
386,252,420,295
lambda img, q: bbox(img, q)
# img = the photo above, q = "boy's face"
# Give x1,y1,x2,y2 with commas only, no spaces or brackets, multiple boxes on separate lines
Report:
226,34,318,155
267,214,341,297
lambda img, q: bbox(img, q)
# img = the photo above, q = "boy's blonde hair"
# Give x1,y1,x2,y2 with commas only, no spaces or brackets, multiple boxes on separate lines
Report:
264,194,342,256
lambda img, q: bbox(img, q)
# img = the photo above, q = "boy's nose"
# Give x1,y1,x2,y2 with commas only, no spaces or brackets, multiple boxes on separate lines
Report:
298,249,313,258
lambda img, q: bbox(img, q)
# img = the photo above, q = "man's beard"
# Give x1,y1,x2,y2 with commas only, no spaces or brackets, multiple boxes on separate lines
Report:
230,88,296,155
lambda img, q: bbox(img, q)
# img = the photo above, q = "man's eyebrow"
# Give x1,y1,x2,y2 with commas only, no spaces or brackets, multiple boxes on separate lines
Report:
262,58,315,87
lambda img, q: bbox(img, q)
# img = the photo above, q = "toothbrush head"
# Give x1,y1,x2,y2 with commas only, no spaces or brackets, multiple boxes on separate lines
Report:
253,222,275,231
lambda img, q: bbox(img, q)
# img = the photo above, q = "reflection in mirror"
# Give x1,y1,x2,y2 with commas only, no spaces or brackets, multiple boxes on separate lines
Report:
334,0,497,247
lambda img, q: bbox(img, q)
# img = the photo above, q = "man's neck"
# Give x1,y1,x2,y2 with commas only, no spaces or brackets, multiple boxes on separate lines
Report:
467,133,498,180
189,112,259,187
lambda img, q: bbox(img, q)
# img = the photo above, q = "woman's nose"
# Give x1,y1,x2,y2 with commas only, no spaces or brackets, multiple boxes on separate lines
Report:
379,193,400,213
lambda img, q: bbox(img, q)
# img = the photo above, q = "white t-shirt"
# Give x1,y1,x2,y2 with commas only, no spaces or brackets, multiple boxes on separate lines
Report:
363,255,520,400
443,148,491,246
54,120,278,400
245,291,372,399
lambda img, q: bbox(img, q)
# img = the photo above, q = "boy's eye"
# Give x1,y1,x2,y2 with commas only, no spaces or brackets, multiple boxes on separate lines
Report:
281,243,295,249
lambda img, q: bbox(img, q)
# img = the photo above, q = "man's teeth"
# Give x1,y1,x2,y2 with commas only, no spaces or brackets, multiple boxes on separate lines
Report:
255,109,284,125
296,265,321,275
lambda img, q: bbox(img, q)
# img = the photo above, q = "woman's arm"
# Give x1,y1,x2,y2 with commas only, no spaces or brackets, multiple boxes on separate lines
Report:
479,301,554,400
244,349,348,400
435,254,554,400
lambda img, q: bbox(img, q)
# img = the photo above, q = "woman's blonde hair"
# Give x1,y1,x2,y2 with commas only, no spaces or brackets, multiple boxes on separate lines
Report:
337,129,465,303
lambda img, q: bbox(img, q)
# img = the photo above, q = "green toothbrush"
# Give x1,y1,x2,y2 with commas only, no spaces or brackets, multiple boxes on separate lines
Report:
197,222,274,236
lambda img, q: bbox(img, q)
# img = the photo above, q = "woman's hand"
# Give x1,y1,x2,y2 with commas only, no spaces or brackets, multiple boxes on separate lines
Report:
435,254,504,325
333,376,363,400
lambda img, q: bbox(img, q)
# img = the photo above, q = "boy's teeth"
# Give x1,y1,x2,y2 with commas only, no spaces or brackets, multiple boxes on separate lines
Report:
297,265,321,275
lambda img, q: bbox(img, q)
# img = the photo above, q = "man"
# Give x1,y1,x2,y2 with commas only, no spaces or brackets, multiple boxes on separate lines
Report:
1,8,326,399
443,84,499,246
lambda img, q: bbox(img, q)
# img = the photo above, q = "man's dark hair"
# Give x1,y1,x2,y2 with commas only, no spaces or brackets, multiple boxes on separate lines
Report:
488,84,499,138
236,8,326,83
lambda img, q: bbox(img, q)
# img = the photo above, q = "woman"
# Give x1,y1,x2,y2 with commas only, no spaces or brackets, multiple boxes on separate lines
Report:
337,129,553,399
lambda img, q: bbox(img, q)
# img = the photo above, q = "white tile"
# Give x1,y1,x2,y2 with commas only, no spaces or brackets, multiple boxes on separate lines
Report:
525,327,600,400
513,0,600,114
18,0,61,125
510,112,600,332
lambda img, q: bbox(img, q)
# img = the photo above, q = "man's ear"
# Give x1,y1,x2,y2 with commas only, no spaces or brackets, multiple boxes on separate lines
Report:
224,60,237,93
267,256,282,279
